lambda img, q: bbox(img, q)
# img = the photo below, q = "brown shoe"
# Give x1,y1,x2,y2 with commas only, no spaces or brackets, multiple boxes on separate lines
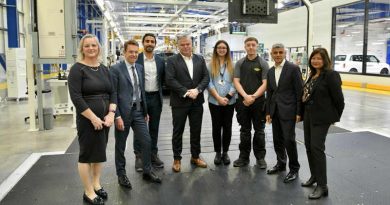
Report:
190,157,207,168
172,160,181,172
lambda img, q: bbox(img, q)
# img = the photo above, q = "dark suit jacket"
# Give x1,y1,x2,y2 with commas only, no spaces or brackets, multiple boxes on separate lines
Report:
165,53,209,107
305,70,345,124
110,61,148,122
266,61,303,120
136,53,165,105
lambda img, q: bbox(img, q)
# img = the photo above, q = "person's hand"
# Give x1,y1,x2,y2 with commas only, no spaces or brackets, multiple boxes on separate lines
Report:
91,116,104,130
243,94,255,106
296,115,301,123
266,115,272,124
103,112,115,127
217,96,228,106
115,117,125,131
145,114,149,122
187,89,199,99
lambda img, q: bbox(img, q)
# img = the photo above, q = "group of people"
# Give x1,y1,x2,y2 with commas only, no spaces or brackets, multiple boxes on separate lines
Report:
68,34,344,205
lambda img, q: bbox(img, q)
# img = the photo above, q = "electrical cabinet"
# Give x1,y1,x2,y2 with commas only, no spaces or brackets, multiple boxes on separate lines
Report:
37,0,66,58
6,48,27,100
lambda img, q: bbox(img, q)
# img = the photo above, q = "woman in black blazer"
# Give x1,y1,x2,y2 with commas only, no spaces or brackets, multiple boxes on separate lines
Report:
301,48,345,200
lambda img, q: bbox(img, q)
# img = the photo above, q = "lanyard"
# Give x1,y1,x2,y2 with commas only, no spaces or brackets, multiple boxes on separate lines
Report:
219,64,226,82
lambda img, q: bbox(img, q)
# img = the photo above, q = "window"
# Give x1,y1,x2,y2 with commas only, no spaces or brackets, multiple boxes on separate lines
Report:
332,1,390,76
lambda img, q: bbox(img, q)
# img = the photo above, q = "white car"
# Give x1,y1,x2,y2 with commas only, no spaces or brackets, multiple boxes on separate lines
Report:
334,54,389,75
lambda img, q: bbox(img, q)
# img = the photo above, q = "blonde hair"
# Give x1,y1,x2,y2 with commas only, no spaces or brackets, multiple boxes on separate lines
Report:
77,34,102,62
210,40,233,79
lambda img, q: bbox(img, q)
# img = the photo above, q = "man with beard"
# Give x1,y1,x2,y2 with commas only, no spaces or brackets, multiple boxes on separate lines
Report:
133,33,165,172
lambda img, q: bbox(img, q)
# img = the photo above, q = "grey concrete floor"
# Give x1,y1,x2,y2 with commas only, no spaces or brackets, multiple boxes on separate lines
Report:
0,87,389,202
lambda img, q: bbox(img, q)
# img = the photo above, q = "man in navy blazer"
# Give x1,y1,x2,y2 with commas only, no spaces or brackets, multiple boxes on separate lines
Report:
265,43,303,183
110,40,162,188
132,33,165,171
165,35,210,172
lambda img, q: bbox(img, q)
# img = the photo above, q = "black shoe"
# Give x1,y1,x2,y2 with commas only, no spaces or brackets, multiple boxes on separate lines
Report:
222,152,231,165
143,171,162,183
256,158,267,169
214,153,222,165
309,185,328,200
267,165,286,175
301,176,316,187
83,193,104,205
152,154,164,168
118,175,132,189
233,158,249,167
135,156,143,172
94,187,108,199
283,171,298,183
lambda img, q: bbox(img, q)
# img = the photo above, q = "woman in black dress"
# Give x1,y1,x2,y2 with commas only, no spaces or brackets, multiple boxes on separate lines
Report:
301,48,344,200
68,34,117,205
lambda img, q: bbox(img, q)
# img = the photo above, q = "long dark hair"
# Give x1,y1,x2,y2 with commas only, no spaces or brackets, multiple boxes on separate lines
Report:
308,48,332,77
210,40,233,79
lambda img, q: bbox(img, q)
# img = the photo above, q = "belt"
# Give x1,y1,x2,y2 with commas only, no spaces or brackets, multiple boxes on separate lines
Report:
83,94,109,100
146,91,159,95
131,102,142,108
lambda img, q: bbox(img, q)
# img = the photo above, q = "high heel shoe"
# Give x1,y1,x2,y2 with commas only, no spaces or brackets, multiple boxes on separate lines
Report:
308,185,328,200
94,187,108,199
83,193,104,204
301,176,316,187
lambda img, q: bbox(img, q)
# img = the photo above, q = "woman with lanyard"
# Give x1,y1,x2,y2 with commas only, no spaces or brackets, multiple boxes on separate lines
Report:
207,40,236,165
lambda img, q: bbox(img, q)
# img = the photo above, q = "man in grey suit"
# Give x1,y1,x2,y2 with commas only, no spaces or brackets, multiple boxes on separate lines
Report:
133,33,165,172
265,43,303,183
165,35,210,172
111,40,162,188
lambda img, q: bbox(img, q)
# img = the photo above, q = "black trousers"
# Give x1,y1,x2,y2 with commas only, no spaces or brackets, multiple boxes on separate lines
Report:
171,104,203,160
303,107,331,186
235,100,266,160
133,92,162,155
272,106,300,172
209,103,235,153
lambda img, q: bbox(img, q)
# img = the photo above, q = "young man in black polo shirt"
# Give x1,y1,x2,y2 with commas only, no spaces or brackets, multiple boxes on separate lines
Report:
233,37,269,168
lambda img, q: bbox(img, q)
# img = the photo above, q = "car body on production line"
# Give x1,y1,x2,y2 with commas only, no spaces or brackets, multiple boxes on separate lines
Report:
334,54,389,75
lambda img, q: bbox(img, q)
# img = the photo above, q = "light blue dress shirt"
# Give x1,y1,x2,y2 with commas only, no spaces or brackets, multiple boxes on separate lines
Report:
207,63,236,105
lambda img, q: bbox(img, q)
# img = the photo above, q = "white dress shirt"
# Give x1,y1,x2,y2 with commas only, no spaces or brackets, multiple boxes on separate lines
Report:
274,59,286,86
180,53,193,79
143,54,159,92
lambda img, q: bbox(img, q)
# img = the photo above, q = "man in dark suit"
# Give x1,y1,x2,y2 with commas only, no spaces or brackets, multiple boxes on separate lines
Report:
111,40,162,188
165,35,210,172
265,43,303,183
132,33,165,172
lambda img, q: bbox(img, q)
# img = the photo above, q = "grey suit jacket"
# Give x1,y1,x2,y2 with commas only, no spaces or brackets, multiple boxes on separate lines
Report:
266,61,303,120
110,61,148,121
165,53,209,107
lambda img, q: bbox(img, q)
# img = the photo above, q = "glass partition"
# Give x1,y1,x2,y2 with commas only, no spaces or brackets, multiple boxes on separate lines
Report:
332,0,390,76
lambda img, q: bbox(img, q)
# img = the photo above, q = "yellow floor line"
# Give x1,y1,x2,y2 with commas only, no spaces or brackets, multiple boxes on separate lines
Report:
0,82,6,90
342,85,390,96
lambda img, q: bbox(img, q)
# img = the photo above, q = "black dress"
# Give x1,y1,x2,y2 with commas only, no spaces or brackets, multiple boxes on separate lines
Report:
68,62,116,163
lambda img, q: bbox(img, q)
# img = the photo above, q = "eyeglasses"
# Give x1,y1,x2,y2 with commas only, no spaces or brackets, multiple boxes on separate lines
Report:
217,47,227,50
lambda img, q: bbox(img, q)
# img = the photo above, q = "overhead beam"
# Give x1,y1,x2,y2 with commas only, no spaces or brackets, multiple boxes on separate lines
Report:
114,12,225,19
120,26,192,31
111,0,227,8
121,20,212,25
